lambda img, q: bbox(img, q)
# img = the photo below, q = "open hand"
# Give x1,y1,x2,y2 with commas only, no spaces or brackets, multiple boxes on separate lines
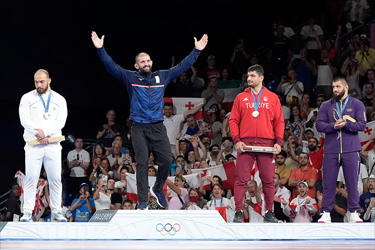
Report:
194,34,208,50
91,31,104,48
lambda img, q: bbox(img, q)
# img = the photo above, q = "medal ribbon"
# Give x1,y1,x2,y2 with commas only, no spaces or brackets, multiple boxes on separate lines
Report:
38,91,52,114
335,96,349,119
251,87,263,113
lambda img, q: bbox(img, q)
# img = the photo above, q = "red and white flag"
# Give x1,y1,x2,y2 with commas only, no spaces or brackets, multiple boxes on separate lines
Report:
191,160,261,194
125,173,200,205
163,97,204,120
15,171,48,221
359,120,375,151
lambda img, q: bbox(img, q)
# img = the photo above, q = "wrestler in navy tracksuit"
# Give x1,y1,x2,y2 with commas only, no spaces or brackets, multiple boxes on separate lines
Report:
316,96,366,213
96,47,201,204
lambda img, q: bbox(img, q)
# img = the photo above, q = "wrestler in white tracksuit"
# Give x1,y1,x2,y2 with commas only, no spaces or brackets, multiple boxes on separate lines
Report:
19,89,67,214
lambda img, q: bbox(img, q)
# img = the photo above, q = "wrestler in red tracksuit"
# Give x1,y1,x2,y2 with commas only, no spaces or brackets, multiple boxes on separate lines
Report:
229,87,284,212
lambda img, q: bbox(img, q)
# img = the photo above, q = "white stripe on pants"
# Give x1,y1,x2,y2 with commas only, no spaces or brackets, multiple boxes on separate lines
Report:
23,142,62,214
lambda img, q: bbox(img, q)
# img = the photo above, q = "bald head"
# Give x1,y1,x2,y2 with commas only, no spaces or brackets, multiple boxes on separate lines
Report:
34,69,50,78
135,52,150,64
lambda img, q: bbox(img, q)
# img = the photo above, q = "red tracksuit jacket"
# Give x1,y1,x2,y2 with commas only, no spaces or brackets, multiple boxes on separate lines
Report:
229,87,284,146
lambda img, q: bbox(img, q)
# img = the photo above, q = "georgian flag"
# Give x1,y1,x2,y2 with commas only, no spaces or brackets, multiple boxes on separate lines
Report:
359,120,375,151
125,173,201,205
163,97,204,120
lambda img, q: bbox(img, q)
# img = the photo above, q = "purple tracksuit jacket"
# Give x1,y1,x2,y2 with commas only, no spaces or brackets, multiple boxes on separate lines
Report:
316,96,366,153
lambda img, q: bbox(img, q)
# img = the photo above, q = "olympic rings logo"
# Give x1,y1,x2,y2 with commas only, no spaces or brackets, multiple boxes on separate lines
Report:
156,223,181,236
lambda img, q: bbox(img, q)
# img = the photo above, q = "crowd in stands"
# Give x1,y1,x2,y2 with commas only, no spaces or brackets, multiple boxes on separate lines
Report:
2,6,375,223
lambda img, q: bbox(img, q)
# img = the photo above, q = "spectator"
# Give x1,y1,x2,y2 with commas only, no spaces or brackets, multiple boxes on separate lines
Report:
288,48,316,95
230,39,250,80
242,180,265,223
198,55,221,84
271,24,292,78
108,134,129,155
305,94,326,140
171,155,187,176
285,105,306,138
314,48,338,100
69,183,96,222
163,101,205,157
285,140,301,170
288,152,318,199
283,180,318,222
166,174,189,210
362,82,375,107
299,94,314,120
181,188,207,210
91,142,107,166
276,70,304,102
172,66,196,97
337,163,369,197
225,154,236,163
219,137,237,160
93,178,111,211
66,138,91,200
219,108,227,123
274,19,295,39
182,114,201,145
1,183,21,221
315,24,341,62
200,175,230,201
201,134,212,151
115,166,128,201
89,158,113,190
107,140,125,180
207,144,220,168
204,183,233,210
317,187,348,223
361,69,375,95
201,77,225,110
96,109,122,148
107,178,122,210
273,173,291,222
175,137,190,158
308,137,324,196
300,17,323,62
360,174,375,222
341,56,364,100
361,135,375,176
121,199,133,210
220,68,232,81
275,150,293,186
301,128,315,153
208,104,223,146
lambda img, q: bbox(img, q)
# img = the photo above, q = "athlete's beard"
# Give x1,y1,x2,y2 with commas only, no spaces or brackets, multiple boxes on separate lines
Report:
139,66,152,74
333,89,345,101
37,86,48,94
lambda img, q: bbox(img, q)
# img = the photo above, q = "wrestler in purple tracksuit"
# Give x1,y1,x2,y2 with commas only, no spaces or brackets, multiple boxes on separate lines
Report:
316,96,366,213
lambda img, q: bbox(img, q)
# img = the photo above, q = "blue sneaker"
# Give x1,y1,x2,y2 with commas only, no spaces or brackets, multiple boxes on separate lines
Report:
150,187,168,208
137,201,148,210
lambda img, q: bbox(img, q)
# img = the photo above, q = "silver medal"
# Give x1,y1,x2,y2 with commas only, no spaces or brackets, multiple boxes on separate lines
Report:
252,111,260,118
43,112,50,120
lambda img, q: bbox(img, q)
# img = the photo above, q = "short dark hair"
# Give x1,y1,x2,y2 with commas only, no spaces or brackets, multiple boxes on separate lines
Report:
185,114,196,120
299,152,309,159
164,102,173,108
209,144,219,151
248,64,264,76
108,177,116,183
221,137,233,143
225,154,236,161
333,76,347,85
309,137,319,144
276,150,287,158
122,199,133,206
176,155,184,162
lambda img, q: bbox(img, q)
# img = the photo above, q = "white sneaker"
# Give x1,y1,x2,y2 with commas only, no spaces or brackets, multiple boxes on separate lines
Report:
349,211,363,223
318,211,331,223
52,212,68,222
20,212,32,222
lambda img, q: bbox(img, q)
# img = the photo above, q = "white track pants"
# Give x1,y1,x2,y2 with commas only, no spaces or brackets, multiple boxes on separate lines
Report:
23,143,62,214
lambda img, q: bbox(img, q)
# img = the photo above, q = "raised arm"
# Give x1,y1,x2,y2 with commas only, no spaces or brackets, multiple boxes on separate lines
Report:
164,34,208,84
